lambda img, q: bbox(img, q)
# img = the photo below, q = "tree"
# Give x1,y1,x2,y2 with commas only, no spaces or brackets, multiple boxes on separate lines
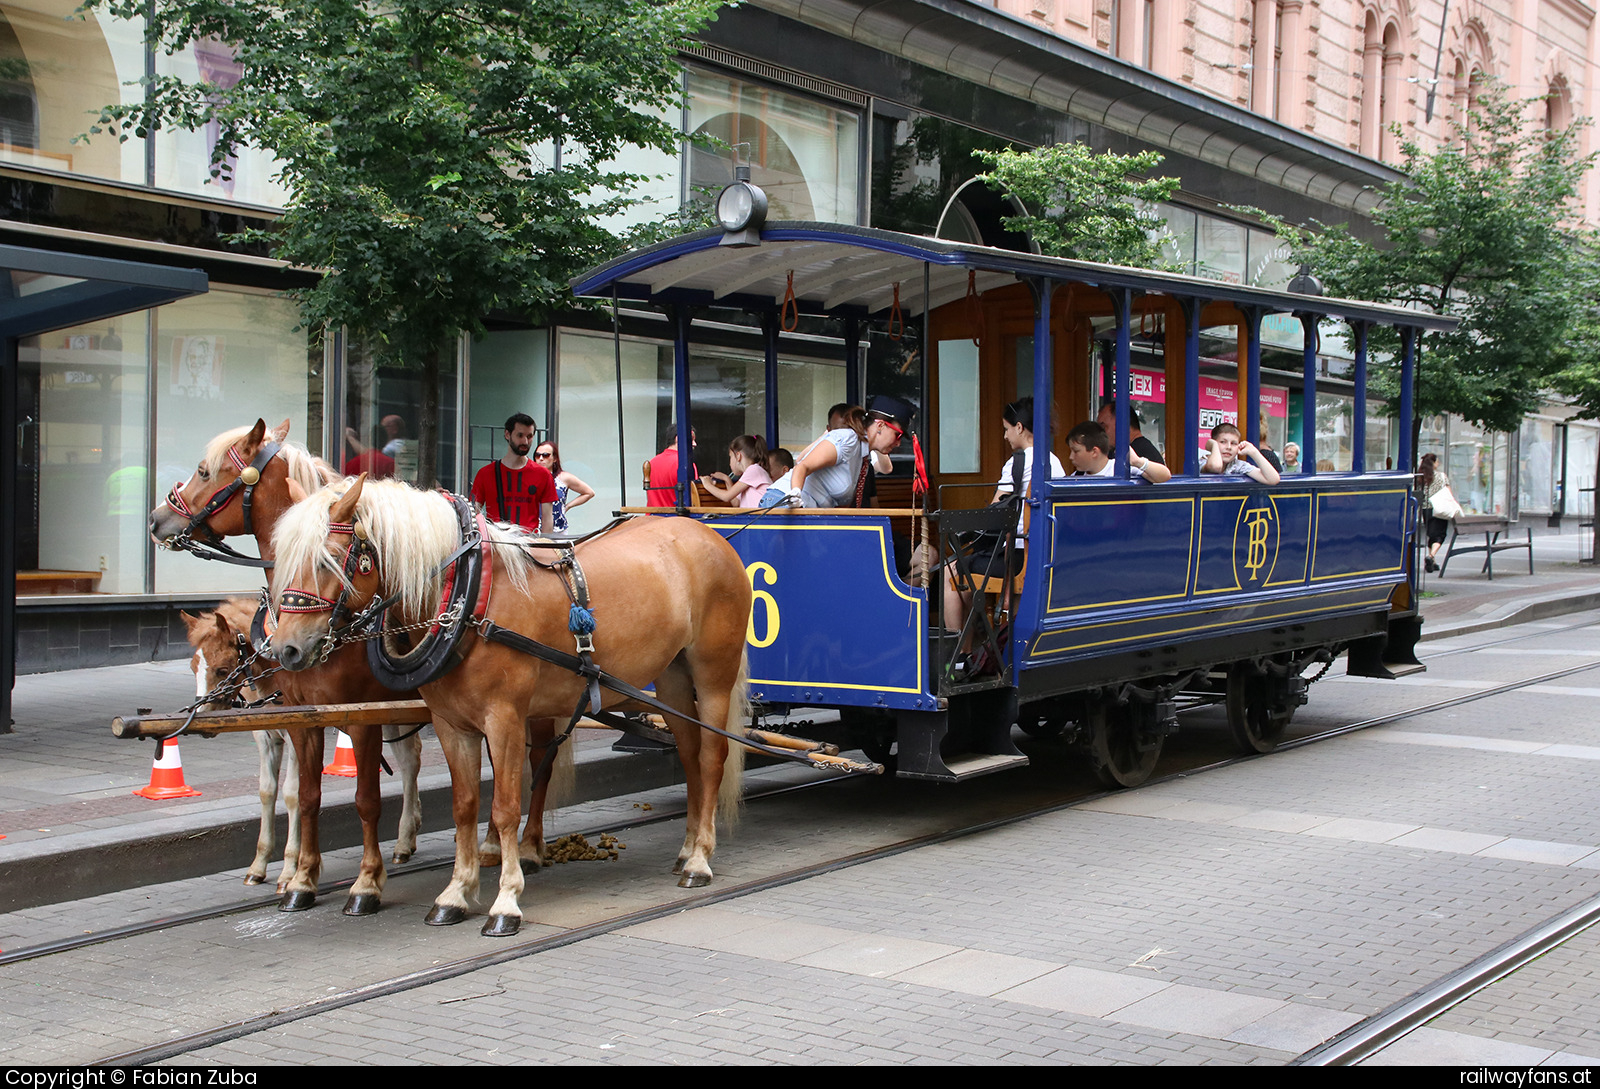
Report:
83,0,723,485
975,143,1181,268
1246,81,1598,446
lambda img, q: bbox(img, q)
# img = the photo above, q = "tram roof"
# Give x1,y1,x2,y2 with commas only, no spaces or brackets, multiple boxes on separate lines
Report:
572,222,1457,332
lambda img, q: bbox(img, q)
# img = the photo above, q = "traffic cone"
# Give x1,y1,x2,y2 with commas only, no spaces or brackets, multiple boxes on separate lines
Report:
323,731,359,777
133,739,202,800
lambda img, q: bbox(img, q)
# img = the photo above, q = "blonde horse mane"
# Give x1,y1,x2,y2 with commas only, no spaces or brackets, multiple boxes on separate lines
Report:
205,425,337,499
272,478,534,620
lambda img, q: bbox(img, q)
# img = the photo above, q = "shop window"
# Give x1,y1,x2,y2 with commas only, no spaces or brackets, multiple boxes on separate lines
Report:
468,329,550,484
1518,417,1558,515
341,337,459,494
870,112,1017,241
153,288,319,593
18,310,151,594
153,39,289,207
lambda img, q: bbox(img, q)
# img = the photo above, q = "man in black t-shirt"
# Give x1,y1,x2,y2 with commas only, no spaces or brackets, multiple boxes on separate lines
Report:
1098,400,1165,467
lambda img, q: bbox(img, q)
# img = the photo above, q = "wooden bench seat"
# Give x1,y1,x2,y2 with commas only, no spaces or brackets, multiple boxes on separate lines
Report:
17,570,103,595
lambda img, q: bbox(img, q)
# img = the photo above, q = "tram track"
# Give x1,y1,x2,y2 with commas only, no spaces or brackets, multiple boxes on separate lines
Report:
66,644,1600,1067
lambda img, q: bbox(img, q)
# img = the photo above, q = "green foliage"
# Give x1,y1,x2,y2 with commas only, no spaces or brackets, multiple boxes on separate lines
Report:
1245,80,1598,434
80,0,723,365
975,143,1181,268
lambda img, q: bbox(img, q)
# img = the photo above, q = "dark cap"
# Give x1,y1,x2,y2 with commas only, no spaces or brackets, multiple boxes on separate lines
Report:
866,394,917,431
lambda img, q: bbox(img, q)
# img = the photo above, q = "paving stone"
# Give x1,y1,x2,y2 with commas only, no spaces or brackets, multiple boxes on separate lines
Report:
1364,1027,1556,1066
995,966,1171,1019
889,949,1060,996
1475,838,1598,866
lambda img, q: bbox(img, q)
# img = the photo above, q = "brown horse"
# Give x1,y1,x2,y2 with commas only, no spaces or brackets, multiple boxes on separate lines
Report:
150,419,427,914
267,475,751,936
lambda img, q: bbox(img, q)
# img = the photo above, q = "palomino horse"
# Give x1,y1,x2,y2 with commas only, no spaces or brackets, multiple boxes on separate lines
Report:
181,599,423,890
268,476,751,936
150,419,427,913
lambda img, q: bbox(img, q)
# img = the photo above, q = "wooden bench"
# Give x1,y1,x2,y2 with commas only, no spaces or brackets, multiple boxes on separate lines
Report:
17,570,102,595
1437,515,1533,580
642,459,731,508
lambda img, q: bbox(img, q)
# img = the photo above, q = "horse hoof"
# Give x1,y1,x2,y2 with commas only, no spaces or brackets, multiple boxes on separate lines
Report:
343,893,381,917
518,858,544,876
677,872,712,889
391,851,412,864
278,889,316,912
481,914,521,938
671,858,686,875
243,873,265,886
480,854,502,869
425,904,468,927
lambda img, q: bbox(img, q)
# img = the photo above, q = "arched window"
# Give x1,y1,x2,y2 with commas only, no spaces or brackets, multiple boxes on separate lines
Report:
1546,76,1573,133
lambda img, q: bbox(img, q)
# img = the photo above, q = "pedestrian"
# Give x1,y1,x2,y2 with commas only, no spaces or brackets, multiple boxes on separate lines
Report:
532,440,595,532
471,413,558,532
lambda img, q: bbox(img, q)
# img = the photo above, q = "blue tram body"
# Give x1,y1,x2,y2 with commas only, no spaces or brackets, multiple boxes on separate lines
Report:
573,220,1454,786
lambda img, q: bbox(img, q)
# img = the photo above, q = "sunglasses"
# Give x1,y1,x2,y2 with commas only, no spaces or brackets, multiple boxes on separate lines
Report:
878,420,904,440
534,450,555,459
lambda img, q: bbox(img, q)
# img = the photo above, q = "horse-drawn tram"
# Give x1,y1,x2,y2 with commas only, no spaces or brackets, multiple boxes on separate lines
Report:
571,219,1457,789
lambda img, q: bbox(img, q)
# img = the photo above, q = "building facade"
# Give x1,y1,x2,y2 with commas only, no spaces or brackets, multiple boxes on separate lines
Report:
4,0,1595,677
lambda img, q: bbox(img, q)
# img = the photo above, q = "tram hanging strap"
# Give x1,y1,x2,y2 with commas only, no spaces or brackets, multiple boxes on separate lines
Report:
473,619,880,775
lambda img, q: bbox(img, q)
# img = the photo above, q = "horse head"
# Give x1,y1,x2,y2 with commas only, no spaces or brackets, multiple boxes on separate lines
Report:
150,417,299,552
267,474,384,671
181,606,257,709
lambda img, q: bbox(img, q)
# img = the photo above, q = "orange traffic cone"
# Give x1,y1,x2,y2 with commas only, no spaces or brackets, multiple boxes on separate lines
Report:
133,739,203,800
323,731,359,777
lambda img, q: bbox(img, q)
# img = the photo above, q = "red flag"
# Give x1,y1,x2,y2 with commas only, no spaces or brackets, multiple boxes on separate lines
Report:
912,434,929,496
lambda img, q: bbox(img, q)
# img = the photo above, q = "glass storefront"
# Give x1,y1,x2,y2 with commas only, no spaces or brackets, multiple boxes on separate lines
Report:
18,285,316,596
467,329,550,482
20,311,150,594
152,288,318,592
340,338,459,493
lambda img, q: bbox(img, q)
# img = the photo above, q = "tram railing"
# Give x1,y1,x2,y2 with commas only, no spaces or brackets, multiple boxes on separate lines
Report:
932,484,1021,698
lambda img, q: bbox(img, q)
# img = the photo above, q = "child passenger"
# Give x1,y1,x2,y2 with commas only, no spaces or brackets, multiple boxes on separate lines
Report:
1201,423,1280,484
767,447,795,483
701,434,772,508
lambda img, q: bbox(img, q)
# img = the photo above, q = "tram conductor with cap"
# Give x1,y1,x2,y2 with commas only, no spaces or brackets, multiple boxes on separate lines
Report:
764,395,913,508
472,412,558,532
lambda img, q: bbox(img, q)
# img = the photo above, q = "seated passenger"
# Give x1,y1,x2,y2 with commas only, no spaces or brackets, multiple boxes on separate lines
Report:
767,446,794,482
763,396,911,508
943,397,1066,645
1096,400,1165,466
1201,423,1280,484
701,434,772,508
1066,422,1172,482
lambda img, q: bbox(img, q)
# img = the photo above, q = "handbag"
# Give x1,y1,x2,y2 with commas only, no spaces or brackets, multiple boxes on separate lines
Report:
1428,483,1463,521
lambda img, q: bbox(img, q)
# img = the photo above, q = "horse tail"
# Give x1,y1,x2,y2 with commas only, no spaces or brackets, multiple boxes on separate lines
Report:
718,648,749,830
545,725,576,814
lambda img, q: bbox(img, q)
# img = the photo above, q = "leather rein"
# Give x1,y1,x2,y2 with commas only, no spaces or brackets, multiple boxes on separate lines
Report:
161,441,283,569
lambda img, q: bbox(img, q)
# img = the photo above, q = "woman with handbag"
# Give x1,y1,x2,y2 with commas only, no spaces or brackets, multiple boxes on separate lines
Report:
1418,452,1462,572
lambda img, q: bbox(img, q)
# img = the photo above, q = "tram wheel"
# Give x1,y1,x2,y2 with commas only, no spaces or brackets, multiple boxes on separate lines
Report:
1086,699,1162,789
1225,665,1295,754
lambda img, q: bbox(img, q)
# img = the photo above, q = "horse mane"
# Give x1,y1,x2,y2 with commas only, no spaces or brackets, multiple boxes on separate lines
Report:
205,425,338,498
271,479,533,621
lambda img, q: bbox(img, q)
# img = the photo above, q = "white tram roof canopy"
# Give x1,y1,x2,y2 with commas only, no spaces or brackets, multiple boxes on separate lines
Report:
572,222,1457,332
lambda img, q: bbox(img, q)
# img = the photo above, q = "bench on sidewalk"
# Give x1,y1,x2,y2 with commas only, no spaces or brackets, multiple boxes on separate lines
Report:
1437,514,1533,580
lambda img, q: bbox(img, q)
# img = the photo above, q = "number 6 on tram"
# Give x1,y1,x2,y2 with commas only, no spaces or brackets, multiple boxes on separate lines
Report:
571,218,1454,789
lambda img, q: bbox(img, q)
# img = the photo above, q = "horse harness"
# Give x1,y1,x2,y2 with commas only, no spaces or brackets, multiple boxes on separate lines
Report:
268,495,817,773
163,440,283,568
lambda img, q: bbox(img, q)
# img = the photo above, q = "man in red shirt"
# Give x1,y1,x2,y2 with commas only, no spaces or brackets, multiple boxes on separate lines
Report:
471,413,558,532
646,428,698,508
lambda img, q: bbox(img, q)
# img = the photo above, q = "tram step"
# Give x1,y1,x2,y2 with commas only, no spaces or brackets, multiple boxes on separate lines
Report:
901,751,1029,783
1380,661,1427,678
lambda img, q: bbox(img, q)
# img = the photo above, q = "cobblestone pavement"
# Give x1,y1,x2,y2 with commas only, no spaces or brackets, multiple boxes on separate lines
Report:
2,613,1593,1065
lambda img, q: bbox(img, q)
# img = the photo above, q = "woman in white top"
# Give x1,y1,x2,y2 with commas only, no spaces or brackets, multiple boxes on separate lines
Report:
763,402,907,508
945,397,1067,645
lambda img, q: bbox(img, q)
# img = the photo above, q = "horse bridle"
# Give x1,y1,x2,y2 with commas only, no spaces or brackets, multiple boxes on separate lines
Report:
162,440,283,568
276,519,385,658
